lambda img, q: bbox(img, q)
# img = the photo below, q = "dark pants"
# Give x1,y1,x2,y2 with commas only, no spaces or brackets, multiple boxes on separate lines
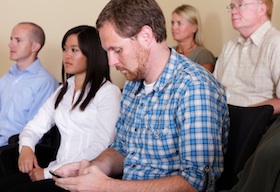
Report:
0,172,68,192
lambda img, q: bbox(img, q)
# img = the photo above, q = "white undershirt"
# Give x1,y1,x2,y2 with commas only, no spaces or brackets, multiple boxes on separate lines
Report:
144,81,156,94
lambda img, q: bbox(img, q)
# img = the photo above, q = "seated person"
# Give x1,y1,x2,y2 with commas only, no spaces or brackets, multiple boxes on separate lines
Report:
0,25,121,192
171,4,216,72
53,0,230,192
213,0,280,115
220,115,280,192
0,22,59,146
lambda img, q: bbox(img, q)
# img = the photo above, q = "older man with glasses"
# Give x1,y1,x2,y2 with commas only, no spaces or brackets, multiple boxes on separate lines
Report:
214,0,280,115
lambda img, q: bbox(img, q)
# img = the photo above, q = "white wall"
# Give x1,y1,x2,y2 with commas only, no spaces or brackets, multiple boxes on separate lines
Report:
0,0,279,88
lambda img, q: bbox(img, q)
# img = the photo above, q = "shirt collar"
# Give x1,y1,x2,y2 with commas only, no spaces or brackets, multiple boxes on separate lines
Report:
66,75,92,92
132,48,182,95
250,20,272,46
9,58,42,75
237,20,272,46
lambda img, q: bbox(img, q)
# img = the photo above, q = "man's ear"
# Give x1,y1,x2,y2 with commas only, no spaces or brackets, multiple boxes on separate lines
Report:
32,42,41,52
258,2,267,18
138,25,153,46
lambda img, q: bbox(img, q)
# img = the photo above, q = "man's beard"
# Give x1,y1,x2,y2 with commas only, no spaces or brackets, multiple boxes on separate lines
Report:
125,43,149,81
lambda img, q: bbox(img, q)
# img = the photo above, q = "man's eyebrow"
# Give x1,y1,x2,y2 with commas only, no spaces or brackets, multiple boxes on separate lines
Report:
11,37,22,41
107,46,120,51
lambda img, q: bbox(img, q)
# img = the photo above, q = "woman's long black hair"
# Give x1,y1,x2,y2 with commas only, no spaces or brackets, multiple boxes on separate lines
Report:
55,25,110,111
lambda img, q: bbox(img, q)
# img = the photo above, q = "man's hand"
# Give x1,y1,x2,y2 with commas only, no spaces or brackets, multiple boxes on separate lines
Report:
18,146,39,173
53,161,85,178
55,164,111,192
29,167,44,181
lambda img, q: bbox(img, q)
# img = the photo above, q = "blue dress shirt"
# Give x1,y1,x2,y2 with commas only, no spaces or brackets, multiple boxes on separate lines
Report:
0,58,58,146
110,48,230,191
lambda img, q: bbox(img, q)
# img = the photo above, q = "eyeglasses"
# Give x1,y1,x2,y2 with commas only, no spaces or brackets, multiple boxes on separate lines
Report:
226,2,260,12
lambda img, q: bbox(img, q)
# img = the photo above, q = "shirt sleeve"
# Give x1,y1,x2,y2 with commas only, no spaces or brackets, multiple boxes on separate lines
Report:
19,88,59,152
177,81,229,190
110,82,132,157
195,48,216,66
270,39,280,98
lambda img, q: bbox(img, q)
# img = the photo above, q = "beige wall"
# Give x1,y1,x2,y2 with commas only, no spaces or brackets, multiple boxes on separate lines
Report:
0,0,279,88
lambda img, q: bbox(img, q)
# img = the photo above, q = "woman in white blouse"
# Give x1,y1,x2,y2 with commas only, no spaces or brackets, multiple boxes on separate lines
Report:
2,25,121,191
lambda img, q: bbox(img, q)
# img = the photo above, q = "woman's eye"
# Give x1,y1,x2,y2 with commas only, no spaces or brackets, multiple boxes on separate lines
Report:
72,48,79,52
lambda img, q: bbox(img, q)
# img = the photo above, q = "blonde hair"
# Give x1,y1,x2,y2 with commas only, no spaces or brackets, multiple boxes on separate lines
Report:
173,4,203,46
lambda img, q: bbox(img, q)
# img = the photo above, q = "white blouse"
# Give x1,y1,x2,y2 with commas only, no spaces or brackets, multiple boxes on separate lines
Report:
19,76,121,179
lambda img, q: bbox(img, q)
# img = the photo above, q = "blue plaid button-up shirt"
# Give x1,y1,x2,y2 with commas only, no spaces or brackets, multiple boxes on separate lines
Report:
110,48,230,191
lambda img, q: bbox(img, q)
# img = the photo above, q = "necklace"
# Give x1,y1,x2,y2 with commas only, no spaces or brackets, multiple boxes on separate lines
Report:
177,42,196,55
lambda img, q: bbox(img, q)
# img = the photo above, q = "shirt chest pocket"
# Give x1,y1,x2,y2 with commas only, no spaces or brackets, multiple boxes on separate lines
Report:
123,115,174,137
145,122,179,157
148,123,173,139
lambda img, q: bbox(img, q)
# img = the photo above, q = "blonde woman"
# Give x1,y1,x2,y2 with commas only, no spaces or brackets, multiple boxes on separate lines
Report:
172,4,216,72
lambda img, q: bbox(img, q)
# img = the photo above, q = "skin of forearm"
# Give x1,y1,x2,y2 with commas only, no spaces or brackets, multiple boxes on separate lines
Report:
90,148,124,177
89,150,198,192
104,175,198,192
202,63,214,73
250,98,280,114
269,98,280,114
